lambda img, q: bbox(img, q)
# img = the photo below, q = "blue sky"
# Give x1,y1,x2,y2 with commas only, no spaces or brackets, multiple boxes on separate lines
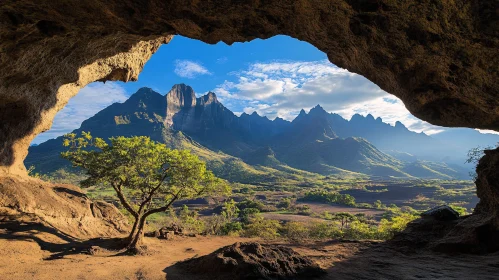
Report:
33,35,488,144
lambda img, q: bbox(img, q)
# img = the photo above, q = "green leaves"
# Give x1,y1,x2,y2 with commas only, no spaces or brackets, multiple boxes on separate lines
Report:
61,132,230,217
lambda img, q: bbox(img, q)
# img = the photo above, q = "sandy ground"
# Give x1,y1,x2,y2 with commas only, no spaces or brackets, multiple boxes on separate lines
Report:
1,221,499,280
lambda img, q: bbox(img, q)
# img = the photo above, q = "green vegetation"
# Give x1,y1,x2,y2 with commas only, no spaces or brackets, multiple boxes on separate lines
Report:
299,190,356,206
61,132,229,254
154,199,418,241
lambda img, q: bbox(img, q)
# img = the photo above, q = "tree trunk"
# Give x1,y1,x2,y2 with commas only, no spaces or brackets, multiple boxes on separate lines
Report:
126,216,140,244
126,215,147,255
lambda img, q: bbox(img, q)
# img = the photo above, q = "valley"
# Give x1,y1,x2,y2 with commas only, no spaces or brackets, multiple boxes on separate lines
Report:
27,84,487,180
25,84,482,239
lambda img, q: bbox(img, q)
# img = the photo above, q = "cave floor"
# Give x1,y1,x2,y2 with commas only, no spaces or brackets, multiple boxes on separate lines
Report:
0,222,498,280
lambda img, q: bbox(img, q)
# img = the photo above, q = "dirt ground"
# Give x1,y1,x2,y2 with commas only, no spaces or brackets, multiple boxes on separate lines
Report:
1,220,499,280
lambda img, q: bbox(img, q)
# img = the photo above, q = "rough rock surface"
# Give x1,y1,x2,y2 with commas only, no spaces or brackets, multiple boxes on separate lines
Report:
431,147,499,253
421,205,460,221
0,0,498,176
175,242,325,280
0,176,128,239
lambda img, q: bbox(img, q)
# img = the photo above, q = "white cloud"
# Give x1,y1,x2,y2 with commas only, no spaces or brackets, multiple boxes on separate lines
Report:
335,96,446,135
212,60,445,134
32,82,128,144
174,60,211,78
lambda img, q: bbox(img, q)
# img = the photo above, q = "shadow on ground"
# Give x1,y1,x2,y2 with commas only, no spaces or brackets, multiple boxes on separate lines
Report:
0,218,124,260
163,238,499,280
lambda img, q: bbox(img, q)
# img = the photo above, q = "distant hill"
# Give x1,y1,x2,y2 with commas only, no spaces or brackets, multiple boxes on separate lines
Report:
27,84,482,180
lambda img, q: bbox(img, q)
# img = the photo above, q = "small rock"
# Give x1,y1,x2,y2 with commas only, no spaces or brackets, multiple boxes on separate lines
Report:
421,205,459,221
165,231,175,240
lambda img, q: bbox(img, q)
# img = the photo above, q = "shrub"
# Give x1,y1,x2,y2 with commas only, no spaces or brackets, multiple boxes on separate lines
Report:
179,205,206,234
221,222,243,236
344,221,377,239
277,198,292,209
282,222,309,240
243,217,281,239
240,208,260,224
299,190,356,206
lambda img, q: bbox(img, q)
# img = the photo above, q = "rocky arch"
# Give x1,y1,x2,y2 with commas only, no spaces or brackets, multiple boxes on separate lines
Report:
0,0,498,247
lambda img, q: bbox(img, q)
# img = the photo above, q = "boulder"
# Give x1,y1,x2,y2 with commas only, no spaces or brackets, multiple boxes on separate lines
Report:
176,242,325,280
421,205,460,221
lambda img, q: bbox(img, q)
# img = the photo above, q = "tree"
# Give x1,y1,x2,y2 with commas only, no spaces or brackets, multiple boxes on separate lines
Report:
221,199,239,222
466,143,498,180
332,212,355,231
61,132,229,254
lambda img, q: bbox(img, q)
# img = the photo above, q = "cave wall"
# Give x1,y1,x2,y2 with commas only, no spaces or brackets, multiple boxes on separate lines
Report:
0,0,498,177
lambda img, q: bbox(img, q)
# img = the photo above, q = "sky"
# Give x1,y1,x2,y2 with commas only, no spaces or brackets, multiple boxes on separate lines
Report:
32,35,493,144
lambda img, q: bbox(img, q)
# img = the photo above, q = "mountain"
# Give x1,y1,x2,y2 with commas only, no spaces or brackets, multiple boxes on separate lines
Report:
26,84,474,180
269,105,461,178
432,128,499,153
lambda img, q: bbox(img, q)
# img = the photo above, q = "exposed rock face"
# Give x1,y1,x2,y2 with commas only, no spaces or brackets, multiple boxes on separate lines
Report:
165,84,197,127
394,149,499,254
434,147,499,253
0,176,129,238
175,242,325,280
474,148,499,220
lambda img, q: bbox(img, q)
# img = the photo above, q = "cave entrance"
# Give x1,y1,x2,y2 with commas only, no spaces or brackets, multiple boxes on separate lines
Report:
1,1,498,257
26,35,487,218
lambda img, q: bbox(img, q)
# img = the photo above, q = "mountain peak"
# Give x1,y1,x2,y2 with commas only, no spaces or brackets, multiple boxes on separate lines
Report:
127,87,163,105
131,87,159,96
251,111,260,117
350,113,364,122
167,84,196,107
395,121,407,129
200,91,218,105
165,84,197,126
309,104,327,115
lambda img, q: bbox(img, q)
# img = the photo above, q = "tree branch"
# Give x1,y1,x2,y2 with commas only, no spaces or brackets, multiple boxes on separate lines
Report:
137,168,170,213
112,183,138,218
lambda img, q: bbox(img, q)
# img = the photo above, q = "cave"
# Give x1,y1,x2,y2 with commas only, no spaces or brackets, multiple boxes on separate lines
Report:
0,0,498,260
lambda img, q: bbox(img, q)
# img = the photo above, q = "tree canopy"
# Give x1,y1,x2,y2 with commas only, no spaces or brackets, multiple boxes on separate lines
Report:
61,132,229,253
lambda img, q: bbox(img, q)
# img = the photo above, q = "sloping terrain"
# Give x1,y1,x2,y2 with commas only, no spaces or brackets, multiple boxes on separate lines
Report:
0,176,128,239
26,84,472,180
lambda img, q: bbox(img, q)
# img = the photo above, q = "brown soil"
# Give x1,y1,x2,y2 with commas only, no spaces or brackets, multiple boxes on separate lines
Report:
1,220,498,280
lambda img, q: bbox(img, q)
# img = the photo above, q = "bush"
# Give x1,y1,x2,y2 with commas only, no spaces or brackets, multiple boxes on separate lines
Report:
277,198,293,209
344,221,377,239
221,222,243,236
237,199,266,212
282,222,309,240
310,222,342,239
179,205,206,234
240,208,260,224
299,190,356,206
243,217,281,239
